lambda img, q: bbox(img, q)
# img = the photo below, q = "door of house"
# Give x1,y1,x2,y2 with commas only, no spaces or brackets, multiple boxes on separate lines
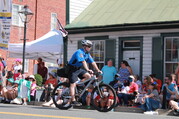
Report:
123,50,140,76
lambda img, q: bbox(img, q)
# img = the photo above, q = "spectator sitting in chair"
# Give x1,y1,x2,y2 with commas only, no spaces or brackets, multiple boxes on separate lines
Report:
41,72,58,102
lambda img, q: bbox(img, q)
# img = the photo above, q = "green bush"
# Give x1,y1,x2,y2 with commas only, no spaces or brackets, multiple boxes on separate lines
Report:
34,74,43,86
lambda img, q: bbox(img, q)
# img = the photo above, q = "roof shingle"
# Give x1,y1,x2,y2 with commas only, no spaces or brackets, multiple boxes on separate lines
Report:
66,0,179,28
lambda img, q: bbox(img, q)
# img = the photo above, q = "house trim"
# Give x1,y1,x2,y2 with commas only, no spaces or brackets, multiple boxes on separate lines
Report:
66,21,179,34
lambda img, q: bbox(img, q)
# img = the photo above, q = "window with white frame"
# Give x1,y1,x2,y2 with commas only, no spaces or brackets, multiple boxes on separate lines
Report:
90,40,105,69
12,4,24,27
164,37,179,76
51,13,57,30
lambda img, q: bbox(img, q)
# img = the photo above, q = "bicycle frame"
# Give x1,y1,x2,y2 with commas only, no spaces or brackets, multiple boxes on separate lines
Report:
76,75,102,98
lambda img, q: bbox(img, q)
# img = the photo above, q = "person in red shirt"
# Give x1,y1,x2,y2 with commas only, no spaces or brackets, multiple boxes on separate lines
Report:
121,75,138,106
40,72,58,102
43,72,58,102
44,72,58,88
150,74,162,93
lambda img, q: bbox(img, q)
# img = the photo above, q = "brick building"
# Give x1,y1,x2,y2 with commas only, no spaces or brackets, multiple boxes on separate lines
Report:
0,0,66,75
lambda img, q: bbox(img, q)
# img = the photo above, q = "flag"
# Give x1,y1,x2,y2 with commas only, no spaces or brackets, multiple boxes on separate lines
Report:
56,18,68,37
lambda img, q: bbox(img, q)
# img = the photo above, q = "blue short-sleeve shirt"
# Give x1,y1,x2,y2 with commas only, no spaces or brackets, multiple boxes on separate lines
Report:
69,48,94,67
161,83,176,99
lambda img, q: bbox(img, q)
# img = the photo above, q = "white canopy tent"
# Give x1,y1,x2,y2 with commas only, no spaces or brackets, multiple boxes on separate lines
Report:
8,29,64,63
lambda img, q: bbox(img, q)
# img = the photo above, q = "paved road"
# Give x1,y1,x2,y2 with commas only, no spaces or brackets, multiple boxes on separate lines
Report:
0,103,178,119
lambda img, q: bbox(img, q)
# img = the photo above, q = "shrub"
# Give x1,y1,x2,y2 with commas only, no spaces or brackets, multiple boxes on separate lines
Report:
34,74,43,86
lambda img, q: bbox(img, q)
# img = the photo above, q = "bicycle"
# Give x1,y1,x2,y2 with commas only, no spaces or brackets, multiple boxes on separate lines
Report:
52,73,117,112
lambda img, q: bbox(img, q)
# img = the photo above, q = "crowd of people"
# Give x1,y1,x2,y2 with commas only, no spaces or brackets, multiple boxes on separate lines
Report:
100,59,179,115
0,57,59,106
0,39,179,116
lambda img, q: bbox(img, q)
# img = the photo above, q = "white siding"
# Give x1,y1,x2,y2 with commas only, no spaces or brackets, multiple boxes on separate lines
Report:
142,34,159,78
70,0,93,23
67,40,78,61
67,28,179,79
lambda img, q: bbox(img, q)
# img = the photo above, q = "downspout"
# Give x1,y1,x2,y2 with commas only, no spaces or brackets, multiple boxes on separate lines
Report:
33,0,38,72
64,0,70,65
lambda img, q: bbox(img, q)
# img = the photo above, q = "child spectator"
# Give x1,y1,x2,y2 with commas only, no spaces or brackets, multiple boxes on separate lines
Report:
86,84,94,109
28,75,37,101
11,59,22,81
171,74,177,84
141,82,160,115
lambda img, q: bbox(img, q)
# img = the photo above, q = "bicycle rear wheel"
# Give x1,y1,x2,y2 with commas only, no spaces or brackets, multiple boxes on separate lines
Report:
91,84,117,112
52,82,72,110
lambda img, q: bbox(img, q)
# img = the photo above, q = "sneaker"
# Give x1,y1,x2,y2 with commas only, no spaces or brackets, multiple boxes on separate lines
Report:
71,101,82,107
50,104,56,108
144,111,158,115
63,103,70,108
173,111,179,116
86,106,91,109
42,103,51,107
22,102,27,106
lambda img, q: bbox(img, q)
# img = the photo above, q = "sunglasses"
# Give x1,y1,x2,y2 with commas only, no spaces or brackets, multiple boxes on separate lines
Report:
86,46,91,48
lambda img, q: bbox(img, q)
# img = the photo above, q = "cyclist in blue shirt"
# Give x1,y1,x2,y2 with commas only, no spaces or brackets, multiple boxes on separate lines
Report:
58,40,101,107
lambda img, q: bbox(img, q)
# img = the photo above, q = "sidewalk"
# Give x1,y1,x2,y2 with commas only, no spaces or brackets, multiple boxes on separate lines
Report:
27,101,175,116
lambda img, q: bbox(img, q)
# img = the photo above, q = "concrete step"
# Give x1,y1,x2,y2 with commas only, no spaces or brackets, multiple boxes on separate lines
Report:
114,106,143,113
157,109,174,116
27,101,44,106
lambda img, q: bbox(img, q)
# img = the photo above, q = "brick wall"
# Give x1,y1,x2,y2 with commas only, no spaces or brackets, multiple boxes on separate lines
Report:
0,0,66,76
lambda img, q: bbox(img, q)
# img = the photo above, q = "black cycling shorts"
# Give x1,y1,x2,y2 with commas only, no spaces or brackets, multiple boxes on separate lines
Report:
57,67,87,84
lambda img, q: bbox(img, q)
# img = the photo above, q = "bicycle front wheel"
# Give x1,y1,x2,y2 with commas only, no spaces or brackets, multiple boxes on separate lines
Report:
91,84,117,112
52,82,72,110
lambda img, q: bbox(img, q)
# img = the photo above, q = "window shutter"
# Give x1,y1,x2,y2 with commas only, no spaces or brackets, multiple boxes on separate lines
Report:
105,39,116,66
78,40,82,49
152,37,163,80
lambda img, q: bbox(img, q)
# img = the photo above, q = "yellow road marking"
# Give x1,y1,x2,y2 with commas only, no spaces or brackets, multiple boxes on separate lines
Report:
0,112,94,119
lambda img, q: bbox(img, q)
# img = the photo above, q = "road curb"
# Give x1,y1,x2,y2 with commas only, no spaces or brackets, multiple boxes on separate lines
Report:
28,101,175,116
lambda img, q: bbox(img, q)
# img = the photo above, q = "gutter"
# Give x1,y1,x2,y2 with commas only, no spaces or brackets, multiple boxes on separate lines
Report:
66,21,179,34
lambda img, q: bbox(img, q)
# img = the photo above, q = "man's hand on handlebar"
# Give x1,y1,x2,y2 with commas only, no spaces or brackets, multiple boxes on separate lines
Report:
87,69,94,74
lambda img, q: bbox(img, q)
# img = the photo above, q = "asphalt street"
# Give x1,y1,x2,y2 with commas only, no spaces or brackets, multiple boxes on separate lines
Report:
0,103,178,119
